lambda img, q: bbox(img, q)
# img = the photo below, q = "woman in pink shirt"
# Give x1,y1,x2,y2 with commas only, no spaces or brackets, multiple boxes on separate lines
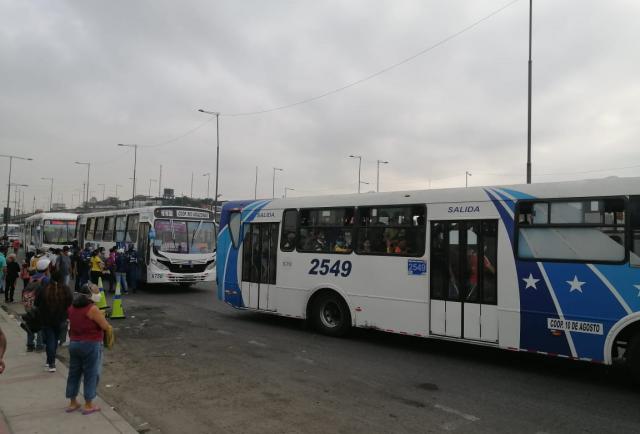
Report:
64,283,112,415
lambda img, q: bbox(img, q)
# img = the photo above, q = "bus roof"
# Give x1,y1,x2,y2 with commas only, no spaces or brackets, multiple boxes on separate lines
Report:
76,205,214,220
230,176,640,209
25,212,78,222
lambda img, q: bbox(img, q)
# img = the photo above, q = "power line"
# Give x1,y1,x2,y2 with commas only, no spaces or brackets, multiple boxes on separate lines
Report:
223,0,521,117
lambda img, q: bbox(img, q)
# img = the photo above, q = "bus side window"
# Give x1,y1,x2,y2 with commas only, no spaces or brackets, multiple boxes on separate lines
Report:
280,209,297,252
631,196,640,267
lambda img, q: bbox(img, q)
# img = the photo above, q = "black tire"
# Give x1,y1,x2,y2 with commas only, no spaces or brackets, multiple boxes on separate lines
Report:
627,332,640,384
311,292,352,337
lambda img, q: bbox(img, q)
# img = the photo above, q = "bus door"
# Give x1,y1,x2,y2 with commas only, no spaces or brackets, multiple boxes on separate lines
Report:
241,223,278,310
429,220,498,342
137,222,150,282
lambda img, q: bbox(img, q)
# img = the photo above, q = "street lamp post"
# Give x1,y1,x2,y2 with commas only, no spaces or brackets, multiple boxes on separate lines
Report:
97,183,106,201
74,161,91,206
348,155,363,193
526,0,533,184
272,167,283,199
203,173,211,200
284,187,295,198
465,171,472,188
1,154,33,236
41,177,54,211
376,160,389,193
117,144,138,207
198,109,221,219
148,179,157,198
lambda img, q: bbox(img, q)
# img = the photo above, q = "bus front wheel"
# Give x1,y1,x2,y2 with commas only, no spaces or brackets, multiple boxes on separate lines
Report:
311,292,351,337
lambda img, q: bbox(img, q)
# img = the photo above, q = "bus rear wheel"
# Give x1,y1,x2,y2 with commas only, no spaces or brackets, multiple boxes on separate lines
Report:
311,292,351,337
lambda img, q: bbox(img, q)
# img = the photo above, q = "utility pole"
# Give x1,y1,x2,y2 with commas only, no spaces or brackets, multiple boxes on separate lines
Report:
526,0,533,184
465,171,472,188
254,166,258,200
203,173,211,200
74,161,91,206
190,172,194,198
376,160,389,193
158,165,162,197
98,183,106,201
348,155,363,193
1,154,33,236
272,167,283,199
198,109,221,219
117,144,138,207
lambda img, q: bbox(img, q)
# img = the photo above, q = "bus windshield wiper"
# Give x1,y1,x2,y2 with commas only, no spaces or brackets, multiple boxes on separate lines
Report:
191,221,203,253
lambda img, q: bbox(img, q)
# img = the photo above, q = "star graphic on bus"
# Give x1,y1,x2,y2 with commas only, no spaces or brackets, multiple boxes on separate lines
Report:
522,273,540,290
566,276,585,293
635,284,640,297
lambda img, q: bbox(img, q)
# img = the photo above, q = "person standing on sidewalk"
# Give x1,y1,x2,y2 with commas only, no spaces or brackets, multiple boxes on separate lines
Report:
34,271,72,372
114,248,128,294
0,325,6,374
125,244,139,293
65,283,112,415
0,247,6,296
55,246,72,287
23,259,51,352
5,253,20,303
89,250,104,285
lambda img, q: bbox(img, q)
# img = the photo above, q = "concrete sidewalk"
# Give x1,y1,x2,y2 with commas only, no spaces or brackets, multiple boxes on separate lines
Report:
0,306,137,434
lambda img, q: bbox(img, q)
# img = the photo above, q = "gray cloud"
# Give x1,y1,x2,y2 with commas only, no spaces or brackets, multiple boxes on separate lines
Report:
1,0,639,210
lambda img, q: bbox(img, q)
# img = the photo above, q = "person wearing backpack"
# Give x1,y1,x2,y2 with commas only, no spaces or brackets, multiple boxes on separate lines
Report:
22,258,50,352
35,271,73,372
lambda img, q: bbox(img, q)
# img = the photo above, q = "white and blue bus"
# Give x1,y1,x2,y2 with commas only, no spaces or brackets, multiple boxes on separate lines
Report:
217,177,640,379
77,206,217,286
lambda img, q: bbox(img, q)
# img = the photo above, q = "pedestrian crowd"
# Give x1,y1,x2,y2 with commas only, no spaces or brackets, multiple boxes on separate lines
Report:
0,237,128,415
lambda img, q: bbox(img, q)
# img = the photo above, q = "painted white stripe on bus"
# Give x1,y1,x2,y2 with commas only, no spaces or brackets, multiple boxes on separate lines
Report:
538,262,577,358
587,264,632,315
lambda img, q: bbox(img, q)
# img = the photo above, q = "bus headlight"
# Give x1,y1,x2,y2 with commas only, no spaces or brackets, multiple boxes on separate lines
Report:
151,258,169,270
205,260,216,271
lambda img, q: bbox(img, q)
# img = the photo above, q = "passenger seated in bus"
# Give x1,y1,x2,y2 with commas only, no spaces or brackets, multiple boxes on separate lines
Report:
361,239,372,253
334,238,351,253
394,239,408,254
298,229,314,251
313,232,328,252
282,232,296,250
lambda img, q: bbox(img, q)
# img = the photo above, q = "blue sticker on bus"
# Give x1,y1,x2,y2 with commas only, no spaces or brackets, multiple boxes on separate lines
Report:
407,259,427,276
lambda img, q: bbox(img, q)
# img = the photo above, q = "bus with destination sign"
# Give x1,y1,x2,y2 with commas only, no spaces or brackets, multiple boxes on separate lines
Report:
77,206,217,287
216,177,640,381
24,212,78,254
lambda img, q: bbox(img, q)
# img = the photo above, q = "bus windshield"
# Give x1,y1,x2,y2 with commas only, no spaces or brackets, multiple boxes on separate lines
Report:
153,220,216,254
43,220,77,244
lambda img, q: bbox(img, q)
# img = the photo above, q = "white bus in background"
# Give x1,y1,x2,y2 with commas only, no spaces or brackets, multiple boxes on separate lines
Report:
5,224,22,242
77,206,217,287
24,212,78,253
217,177,640,382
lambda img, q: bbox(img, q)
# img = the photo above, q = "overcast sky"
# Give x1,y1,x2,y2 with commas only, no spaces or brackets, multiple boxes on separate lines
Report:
1,0,639,211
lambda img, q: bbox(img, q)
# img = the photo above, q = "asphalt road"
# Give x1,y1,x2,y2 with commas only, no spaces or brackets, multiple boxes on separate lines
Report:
51,281,640,433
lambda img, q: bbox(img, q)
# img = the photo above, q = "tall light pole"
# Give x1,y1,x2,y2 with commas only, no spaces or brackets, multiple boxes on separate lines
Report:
74,161,91,206
284,187,295,198
272,167,283,199
203,172,211,200
97,183,106,201
254,166,258,200
148,179,157,198
376,160,389,193
9,183,28,216
1,154,33,236
117,144,138,206
115,184,122,200
526,0,533,184
198,109,221,219
41,177,54,211
348,155,362,193
158,165,163,197
465,171,472,188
